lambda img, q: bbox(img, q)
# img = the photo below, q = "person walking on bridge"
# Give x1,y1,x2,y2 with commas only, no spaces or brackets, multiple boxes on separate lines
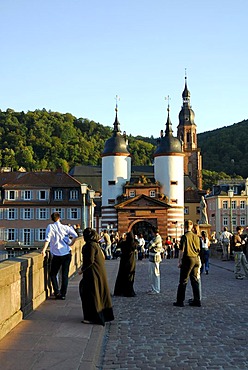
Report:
173,220,201,307
41,212,78,300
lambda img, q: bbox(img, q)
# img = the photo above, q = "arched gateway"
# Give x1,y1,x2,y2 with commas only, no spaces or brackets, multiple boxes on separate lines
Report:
129,220,155,243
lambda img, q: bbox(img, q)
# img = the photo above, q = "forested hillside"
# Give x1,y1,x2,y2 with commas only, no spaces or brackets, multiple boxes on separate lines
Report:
0,108,247,185
0,109,154,172
198,119,248,179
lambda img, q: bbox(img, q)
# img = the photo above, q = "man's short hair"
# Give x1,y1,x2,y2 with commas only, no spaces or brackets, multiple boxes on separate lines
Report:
185,220,193,228
236,226,243,232
51,212,60,222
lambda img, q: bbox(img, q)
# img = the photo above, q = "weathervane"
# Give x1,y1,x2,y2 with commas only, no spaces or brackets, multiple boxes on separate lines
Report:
165,95,171,112
115,95,120,112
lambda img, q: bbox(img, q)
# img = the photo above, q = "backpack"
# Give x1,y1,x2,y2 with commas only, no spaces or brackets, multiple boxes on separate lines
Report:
223,236,230,244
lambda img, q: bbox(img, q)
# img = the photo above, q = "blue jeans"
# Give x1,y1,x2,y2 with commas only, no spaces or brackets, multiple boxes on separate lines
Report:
202,249,210,272
50,253,72,297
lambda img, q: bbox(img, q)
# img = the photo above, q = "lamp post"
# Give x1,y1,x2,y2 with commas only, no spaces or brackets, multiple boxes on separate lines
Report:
81,183,88,230
89,189,95,228
180,223,184,238
228,189,234,234
175,221,178,241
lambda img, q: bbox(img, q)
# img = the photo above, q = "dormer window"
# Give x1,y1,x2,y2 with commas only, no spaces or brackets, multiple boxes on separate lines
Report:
150,190,156,197
129,191,136,198
22,190,32,200
70,190,78,200
39,190,48,200
7,190,16,200
54,190,63,200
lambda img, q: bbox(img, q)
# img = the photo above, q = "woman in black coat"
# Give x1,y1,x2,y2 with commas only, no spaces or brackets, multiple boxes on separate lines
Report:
79,228,114,326
114,231,137,297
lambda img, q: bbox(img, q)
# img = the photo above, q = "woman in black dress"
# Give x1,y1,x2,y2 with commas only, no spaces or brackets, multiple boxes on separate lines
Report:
114,231,137,297
79,228,114,326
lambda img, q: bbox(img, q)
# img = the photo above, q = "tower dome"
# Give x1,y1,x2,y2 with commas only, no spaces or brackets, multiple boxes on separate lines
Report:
154,104,182,157
102,106,130,156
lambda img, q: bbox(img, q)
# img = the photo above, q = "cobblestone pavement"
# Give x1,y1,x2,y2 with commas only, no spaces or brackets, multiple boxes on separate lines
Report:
99,258,248,370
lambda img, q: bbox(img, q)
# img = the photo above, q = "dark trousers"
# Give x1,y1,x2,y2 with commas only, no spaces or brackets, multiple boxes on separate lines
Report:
176,256,201,304
50,253,72,297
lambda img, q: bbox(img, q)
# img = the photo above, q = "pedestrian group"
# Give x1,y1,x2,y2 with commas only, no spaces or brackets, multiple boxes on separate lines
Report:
41,213,248,326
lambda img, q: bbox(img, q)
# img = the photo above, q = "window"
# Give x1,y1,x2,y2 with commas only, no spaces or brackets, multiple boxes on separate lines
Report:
20,208,34,220
54,190,63,200
232,217,237,227
129,191,136,198
36,228,46,241
7,208,17,220
68,208,79,219
223,201,228,209
37,208,48,220
223,217,228,226
184,207,189,215
196,206,200,214
240,200,245,210
231,200,236,210
171,199,178,204
240,217,246,226
7,190,16,200
23,229,32,246
108,181,116,185
150,190,156,197
22,190,32,200
39,190,47,200
7,229,16,241
170,181,178,185
70,190,78,200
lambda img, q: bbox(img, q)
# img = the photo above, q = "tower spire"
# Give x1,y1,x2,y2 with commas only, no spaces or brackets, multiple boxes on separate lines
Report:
165,95,173,136
113,95,120,133
182,69,190,105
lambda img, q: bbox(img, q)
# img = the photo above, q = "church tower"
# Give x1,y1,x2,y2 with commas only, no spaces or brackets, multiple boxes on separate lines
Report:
101,98,131,230
154,100,184,235
177,75,202,189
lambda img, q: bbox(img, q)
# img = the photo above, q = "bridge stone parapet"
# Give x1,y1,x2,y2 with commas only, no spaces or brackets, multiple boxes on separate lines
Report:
0,237,84,341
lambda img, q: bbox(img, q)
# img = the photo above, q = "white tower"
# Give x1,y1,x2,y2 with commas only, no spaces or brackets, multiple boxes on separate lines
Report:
154,100,184,237
101,99,131,230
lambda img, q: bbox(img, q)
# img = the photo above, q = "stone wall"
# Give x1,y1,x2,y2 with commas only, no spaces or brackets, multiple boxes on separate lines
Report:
0,238,84,341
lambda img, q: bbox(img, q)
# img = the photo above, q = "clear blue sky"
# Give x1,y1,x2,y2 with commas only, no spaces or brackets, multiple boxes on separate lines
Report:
1,0,247,137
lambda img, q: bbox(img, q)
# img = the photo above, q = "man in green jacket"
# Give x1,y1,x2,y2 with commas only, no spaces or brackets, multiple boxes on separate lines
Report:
173,220,201,307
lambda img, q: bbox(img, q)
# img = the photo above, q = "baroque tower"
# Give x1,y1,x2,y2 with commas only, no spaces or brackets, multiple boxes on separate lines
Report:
177,75,202,189
154,100,184,235
101,98,131,229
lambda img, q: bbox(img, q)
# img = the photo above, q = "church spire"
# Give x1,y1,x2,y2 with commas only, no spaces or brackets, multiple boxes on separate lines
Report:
182,69,191,105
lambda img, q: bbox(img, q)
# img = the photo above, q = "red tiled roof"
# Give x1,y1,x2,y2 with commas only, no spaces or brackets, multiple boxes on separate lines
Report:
0,171,81,188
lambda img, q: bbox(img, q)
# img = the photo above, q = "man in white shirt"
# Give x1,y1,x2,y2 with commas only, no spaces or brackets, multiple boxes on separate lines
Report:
147,228,163,294
220,227,232,261
41,212,78,300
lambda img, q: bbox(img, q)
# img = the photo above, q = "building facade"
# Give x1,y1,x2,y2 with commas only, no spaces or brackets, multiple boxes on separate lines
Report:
206,179,248,238
0,170,94,256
